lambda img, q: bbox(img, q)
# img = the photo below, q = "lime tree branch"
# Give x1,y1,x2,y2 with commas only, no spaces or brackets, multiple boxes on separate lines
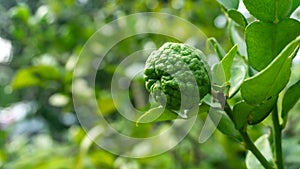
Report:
239,130,275,169
272,105,284,169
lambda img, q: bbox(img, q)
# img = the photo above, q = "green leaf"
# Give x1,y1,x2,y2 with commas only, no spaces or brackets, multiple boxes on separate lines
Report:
198,102,211,114
212,45,237,89
31,65,60,79
228,10,248,28
246,134,274,169
282,79,300,119
228,21,247,57
212,63,226,87
208,37,226,60
247,96,277,124
217,0,240,10
208,41,240,93
202,94,240,139
220,44,238,82
246,19,300,71
209,108,241,138
11,69,41,89
136,107,178,124
11,65,61,89
136,103,210,124
241,36,300,105
232,101,252,129
232,95,277,127
243,0,292,22
229,55,247,97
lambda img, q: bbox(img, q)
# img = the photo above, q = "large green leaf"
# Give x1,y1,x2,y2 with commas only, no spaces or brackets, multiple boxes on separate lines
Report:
217,0,240,10
246,19,300,71
241,37,300,105
282,79,300,119
243,0,292,22
246,134,274,169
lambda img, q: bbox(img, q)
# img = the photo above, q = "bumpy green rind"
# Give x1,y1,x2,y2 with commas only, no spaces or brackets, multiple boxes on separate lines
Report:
144,42,211,110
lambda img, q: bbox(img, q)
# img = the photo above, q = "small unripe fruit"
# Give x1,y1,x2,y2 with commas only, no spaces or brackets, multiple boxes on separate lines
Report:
144,42,211,110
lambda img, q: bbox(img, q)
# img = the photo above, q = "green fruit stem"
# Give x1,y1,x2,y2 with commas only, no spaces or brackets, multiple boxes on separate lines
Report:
225,102,275,169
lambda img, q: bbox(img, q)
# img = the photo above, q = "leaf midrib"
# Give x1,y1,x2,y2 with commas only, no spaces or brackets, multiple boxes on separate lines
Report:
265,0,281,101
274,0,279,23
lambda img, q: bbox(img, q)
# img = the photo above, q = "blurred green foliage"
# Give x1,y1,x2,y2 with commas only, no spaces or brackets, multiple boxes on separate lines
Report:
0,0,299,169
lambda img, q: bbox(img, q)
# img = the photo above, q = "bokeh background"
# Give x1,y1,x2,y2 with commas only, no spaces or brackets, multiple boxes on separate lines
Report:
0,0,300,169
